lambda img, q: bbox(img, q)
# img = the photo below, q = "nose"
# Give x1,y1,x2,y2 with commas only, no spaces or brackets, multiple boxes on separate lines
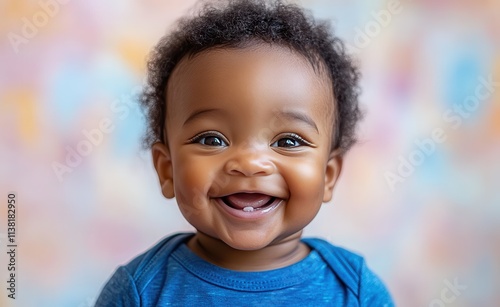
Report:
224,147,275,177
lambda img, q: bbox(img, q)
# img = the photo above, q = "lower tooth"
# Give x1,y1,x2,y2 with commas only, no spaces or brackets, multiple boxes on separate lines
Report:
243,207,254,212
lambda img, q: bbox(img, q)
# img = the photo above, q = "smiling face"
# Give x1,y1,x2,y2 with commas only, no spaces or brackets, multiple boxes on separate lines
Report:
152,44,342,251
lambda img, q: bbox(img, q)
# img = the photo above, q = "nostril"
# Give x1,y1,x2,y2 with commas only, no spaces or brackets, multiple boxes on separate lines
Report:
224,161,243,175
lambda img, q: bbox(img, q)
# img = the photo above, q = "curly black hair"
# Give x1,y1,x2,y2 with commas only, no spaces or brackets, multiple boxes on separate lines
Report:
140,0,362,154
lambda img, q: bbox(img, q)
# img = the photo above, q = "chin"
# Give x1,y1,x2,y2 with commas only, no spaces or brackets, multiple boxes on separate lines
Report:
226,241,269,251
221,232,276,251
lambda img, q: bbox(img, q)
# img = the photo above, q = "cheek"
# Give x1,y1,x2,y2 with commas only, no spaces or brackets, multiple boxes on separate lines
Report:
172,154,212,201
277,157,327,235
283,158,326,202
170,153,216,221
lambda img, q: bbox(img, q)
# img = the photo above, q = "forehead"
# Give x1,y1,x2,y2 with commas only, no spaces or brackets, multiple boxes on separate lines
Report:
166,44,334,132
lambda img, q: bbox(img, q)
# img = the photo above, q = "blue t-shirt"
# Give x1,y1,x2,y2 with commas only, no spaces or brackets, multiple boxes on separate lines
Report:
95,233,393,306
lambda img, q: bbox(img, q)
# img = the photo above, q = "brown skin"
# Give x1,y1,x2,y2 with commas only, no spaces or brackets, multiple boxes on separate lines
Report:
152,44,342,271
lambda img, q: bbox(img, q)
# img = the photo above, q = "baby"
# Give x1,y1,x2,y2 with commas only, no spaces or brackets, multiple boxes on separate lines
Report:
96,0,393,305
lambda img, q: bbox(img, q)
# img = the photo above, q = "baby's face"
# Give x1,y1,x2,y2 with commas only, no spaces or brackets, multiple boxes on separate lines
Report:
153,45,342,250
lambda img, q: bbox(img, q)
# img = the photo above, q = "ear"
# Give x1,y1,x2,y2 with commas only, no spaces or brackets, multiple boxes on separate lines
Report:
323,150,343,202
152,142,175,199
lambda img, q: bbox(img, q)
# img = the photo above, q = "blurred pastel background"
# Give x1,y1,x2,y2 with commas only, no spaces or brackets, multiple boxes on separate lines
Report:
0,0,499,306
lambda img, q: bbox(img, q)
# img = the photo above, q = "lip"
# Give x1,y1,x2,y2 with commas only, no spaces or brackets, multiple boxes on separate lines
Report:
214,196,283,220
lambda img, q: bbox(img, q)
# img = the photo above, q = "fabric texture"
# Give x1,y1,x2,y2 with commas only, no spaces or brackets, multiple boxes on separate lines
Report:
95,233,394,306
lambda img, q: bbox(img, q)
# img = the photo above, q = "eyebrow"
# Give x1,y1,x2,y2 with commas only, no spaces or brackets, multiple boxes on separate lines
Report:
277,110,319,133
183,108,220,126
183,108,319,133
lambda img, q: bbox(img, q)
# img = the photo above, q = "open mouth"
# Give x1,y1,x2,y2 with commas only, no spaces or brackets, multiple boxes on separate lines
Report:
220,193,278,212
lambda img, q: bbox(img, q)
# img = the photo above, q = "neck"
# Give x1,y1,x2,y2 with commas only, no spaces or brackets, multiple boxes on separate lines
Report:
187,231,310,271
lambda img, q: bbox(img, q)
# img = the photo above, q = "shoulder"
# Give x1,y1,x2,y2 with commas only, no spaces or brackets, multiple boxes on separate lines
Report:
95,232,193,306
303,237,394,307
125,232,193,283
302,237,364,280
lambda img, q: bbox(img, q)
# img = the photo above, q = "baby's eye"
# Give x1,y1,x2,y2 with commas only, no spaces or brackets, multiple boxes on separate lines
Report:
189,132,228,147
199,136,226,146
270,134,311,148
273,138,300,148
